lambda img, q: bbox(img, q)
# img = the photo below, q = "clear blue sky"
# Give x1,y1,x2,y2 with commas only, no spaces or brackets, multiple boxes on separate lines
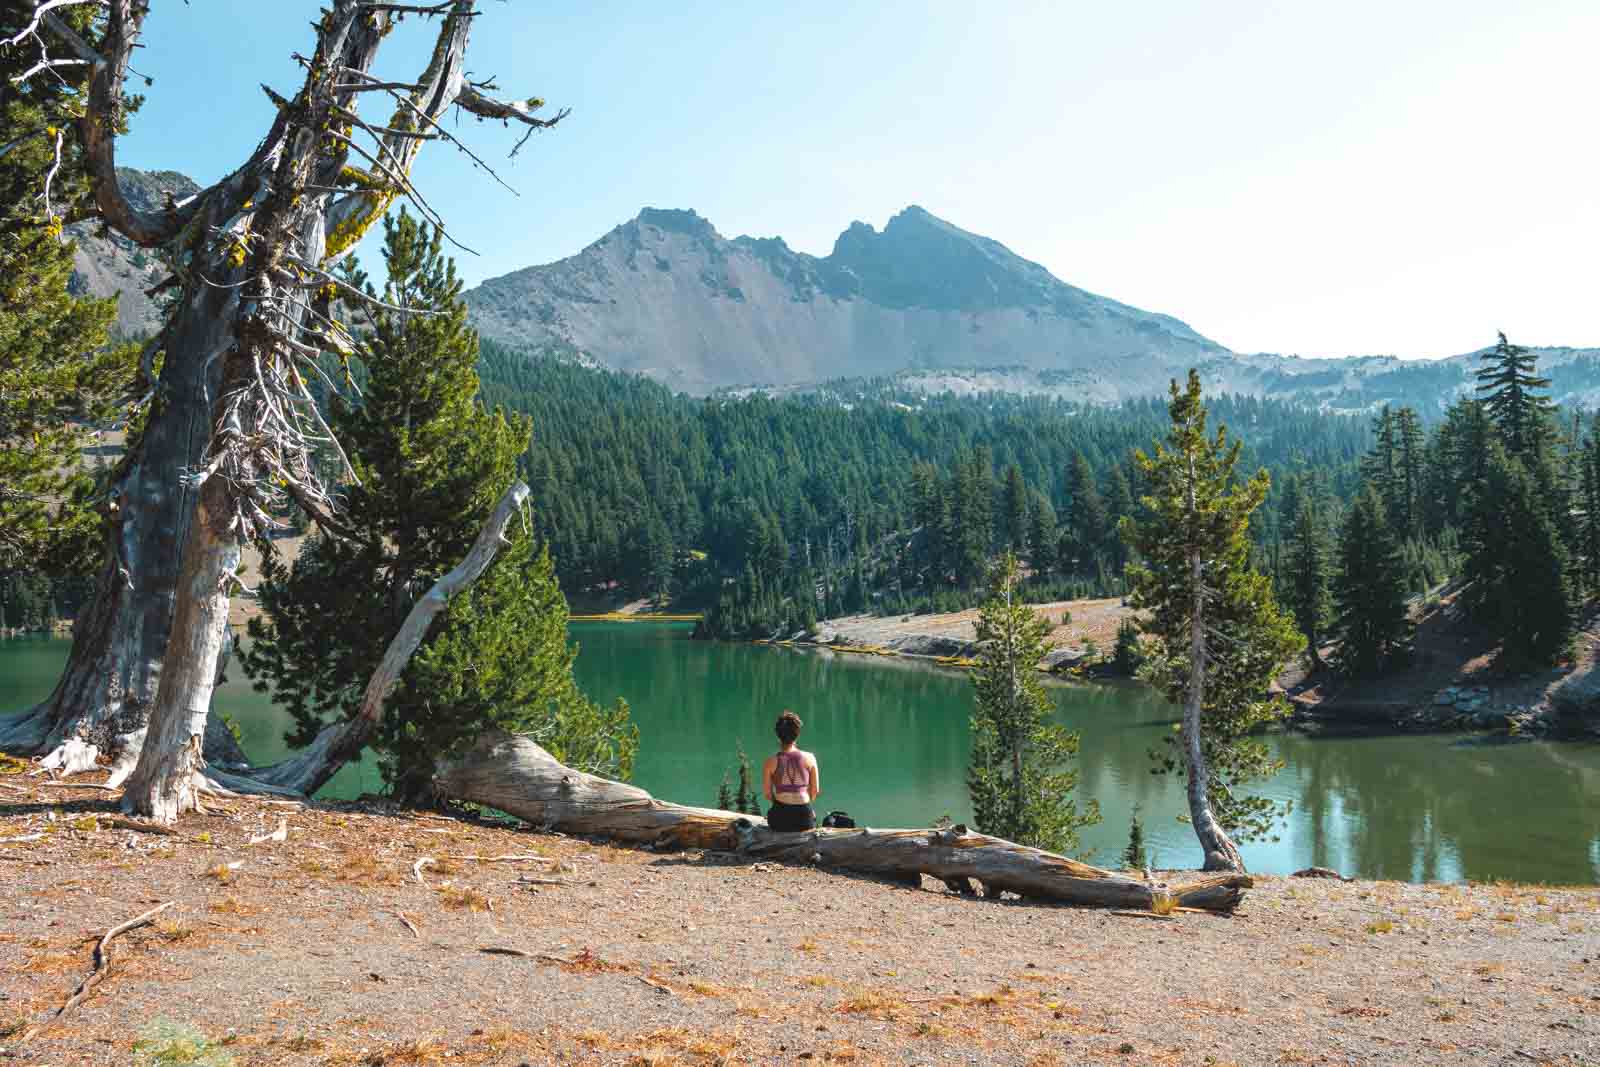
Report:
116,0,1599,358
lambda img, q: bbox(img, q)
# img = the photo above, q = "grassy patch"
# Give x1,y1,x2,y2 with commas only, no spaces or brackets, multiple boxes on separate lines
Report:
132,1020,235,1066
1364,920,1395,935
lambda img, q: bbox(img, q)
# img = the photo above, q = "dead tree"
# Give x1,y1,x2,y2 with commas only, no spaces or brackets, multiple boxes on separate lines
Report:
434,733,1252,912
5,0,564,820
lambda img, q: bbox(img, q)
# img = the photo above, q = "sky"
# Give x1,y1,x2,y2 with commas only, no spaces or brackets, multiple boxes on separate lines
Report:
112,0,1599,359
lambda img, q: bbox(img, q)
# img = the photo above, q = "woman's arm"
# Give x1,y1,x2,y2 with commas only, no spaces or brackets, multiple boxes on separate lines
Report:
762,756,775,802
808,756,821,802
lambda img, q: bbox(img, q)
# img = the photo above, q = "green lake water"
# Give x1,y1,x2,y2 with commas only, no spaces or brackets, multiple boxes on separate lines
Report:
4,623,1599,884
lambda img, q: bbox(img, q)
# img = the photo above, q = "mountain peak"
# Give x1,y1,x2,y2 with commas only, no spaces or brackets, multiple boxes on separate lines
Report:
634,207,718,240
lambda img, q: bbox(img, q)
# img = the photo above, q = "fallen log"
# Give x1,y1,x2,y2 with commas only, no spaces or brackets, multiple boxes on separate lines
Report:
434,732,1251,912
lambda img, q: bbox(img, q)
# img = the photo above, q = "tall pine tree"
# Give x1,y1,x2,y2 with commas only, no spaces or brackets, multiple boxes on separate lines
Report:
1333,487,1412,677
966,552,1098,853
1122,371,1303,871
1282,499,1333,672
243,210,633,801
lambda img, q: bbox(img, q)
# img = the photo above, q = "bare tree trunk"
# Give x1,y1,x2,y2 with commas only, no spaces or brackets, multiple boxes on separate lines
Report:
435,733,1251,912
0,218,247,780
1185,545,1245,872
120,477,239,820
12,0,563,818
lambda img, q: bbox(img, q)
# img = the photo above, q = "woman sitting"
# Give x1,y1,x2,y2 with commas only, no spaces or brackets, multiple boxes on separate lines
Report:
762,710,820,832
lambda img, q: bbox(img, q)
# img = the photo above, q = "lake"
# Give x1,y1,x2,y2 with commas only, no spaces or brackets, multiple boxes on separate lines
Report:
4,623,1599,884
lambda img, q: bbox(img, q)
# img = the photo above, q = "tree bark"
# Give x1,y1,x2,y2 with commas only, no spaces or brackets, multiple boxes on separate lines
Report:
434,732,1251,913
0,200,249,779
1185,543,1245,873
119,476,239,820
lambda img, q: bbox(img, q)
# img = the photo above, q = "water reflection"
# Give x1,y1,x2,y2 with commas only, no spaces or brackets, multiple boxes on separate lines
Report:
5,627,1598,884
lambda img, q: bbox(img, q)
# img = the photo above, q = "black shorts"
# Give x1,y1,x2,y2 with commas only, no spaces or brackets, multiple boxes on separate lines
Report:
767,801,815,833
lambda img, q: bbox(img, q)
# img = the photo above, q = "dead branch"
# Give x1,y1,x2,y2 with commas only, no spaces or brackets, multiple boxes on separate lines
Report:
479,945,534,958
394,911,420,938
58,900,175,1016
413,857,436,886
103,816,177,836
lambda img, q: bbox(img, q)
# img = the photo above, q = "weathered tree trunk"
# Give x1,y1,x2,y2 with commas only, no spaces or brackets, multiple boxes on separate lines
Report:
0,272,246,778
434,733,1252,912
120,474,240,820
14,0,562,818
1185,541,1245,873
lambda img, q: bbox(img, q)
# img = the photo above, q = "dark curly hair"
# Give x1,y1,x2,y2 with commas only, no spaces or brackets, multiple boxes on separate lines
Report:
774,709,803,745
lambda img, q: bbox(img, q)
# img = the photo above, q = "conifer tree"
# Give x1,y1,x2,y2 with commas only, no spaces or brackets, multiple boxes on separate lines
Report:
966,552,1098,853
1476,332,1553,461
1025,491,1057,577
1478,447,1573,668
1061,451,1109,575
1003,464,1029,552
0,3,136,574
1333,487,1411,677
1282,500,1333,672
243,210,632,802
1121,371,1303,871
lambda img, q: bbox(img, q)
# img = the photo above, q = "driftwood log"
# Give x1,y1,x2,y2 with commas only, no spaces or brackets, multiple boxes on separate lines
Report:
435,732,1251,912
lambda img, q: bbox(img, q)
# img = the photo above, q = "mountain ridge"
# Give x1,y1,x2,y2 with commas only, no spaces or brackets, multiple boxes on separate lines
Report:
462,203,1230,397
61,169,1600,410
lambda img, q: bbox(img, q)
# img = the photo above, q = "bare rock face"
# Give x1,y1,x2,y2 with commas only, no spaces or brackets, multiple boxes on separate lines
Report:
66,168,202,339
463,205,1229,397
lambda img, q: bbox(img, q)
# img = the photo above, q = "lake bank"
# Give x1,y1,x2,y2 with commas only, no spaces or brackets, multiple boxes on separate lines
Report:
1,783,1596,1066
8,626,1600,884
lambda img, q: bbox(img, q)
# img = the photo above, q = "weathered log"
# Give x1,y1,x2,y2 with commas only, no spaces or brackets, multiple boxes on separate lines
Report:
434,732,1251,912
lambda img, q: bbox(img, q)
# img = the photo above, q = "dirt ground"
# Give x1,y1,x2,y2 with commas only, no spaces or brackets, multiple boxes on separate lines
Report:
1,777,1596,1066
821,599,1131,658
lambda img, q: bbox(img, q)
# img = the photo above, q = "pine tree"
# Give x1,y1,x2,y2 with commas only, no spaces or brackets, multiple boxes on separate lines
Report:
1122,807,1150,871
0,3,136,574
966,552,1099,853
1476,332,1553,461
1282,499,1333,672
1061,451,1109,575
1579,421,1600,592
1025,491,1057,577
1479,447,1573,669
1333,487,1412,677
243,210,632,801
1003,464,1029,552
1121,371,1304,871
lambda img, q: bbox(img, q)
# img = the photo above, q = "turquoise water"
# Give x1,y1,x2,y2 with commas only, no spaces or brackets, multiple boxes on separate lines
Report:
5,624,1600,883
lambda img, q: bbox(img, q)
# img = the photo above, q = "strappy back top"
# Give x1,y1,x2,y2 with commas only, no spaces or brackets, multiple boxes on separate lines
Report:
774,750,809,795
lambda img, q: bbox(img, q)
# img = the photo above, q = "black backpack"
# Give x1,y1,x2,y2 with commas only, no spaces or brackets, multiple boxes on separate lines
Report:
821,810,856,829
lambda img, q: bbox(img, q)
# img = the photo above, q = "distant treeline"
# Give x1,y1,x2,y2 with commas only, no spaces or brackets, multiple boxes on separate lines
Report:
476,339,1375,637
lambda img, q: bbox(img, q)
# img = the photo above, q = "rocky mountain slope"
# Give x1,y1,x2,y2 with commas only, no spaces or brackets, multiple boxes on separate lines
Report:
464,205,1233,397
464,204,1600,406
68,170,1600,408
66,168,201,339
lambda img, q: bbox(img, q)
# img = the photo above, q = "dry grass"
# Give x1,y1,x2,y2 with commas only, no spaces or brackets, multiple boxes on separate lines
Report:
207,896,259,916
435,885,492,912
836,989,905,1020
201,862,235,884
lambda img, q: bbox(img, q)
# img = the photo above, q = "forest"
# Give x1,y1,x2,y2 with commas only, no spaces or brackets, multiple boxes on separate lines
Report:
478,335,1587,676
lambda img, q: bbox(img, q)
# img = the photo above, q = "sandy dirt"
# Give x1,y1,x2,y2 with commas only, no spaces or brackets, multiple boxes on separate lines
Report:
1,777,1596,1066
821,599,1132,659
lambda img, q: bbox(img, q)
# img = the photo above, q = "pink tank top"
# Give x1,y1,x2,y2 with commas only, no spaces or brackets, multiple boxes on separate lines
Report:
774,750,809,794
